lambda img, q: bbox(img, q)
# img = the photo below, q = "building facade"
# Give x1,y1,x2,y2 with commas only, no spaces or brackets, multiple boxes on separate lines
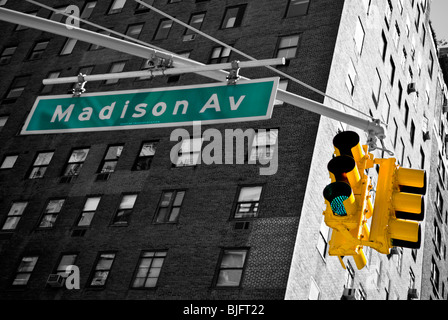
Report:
0,0,446,300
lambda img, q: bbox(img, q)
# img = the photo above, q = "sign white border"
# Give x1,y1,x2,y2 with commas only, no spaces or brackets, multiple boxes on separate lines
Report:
21,77,279,135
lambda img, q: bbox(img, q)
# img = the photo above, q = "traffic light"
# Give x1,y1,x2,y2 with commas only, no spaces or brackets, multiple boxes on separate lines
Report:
369,158,426,254
323,131,374,270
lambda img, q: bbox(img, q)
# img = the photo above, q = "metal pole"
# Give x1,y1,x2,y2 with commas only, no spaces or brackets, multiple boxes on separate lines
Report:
43,58,286,85
0,7,385,138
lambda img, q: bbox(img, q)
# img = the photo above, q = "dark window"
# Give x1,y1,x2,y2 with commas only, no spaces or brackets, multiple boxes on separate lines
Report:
275,35,300,59
54,254,77,277
285,0,310,17
183,12,205,41
108,0,126,14
98,145,123,173
410,121,415,146
153,19,173,40
80,1,97,19
0,46,17,65
220,5,246,29
4,76,29,100
111,194,137,225
380,31,387,61
38,199,65,228
372,69,382,106
62,148,89,177
88,252,116,287
125,23,144,39
76,196,101,227
215,249,248,287
133,142,157,171
209,46,231,64
28,151,54,179
429,51,434,78
233,186,263,219
28,41,49,60
154,190,185,223
131,251,167,288
1,202,28,231
12,256,39,287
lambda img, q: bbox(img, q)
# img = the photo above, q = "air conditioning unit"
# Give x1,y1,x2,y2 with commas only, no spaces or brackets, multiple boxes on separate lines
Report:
341,288,357,300
96,172,111,181
408,288,419,299
407,82,417,94
182,34,196,41
47,274,65,287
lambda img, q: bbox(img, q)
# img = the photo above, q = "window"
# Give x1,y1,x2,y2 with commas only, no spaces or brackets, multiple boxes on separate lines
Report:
317,219,330,259
346,59,357,96
175,137,203,167
60,38,78,55
392,22,400,48
276,35,300,60
15,12,37,30
385,0,392,27
41,71,60,94
0,0,7,6
104,62,126,84
404,102,409,126
49,6,68,22
133,142,157,170
410,121,415,146
76,197,101,227
88,252,116,287
1,202,28,231
249,129,278,162
154,190,185,223
354,17,365,55
131,251,167,288
28,151,54,179
98,145,123,173
372,69,381,106
54,254,77,277
80,1,97,19
1,155,18,169
108,0,126,14
0,46,17,65
153,19,173,40
380,31,387,61
387,57,395,85
209,46,231,64
5,76,29,100
421,24,426,46
420,147,425,169
429,51,434,78
125,23,144,39
112,194,137,225
38,199,65,228
392,118,398,148
62,148,89,177
12,256,39,286
220,5,246,29
215,249,248,287
381,94,390,123
430,259,439,291
28,41,49,60
0,115,8,131
135,0,154,11
184,12,205,41
233,186,263,219
397,81,403,108
285,0,310,17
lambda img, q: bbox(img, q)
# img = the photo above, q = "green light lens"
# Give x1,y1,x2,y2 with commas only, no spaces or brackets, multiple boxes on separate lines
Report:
330,195,349,217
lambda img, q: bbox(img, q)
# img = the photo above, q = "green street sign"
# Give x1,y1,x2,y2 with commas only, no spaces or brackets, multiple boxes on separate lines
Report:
21,77,279,135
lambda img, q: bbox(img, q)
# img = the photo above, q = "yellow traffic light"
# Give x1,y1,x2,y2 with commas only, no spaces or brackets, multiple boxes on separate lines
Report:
323,131,373,270
369,158,426,254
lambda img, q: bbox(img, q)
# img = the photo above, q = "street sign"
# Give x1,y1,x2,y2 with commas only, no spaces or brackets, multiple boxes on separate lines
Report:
21,77,279,135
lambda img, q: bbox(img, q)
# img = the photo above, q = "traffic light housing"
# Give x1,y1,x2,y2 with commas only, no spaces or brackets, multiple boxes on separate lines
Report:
323,131,373,270
369,158,426,254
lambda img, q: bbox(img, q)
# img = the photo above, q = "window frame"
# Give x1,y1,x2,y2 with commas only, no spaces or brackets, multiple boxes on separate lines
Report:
11,255,39,287
27,150,54,179
284,0,311,18
27,40,49,60
111,193,138,226
53,253,78,277
174,137,204,167
61,147,90,177
231,185,264,220
214,248,249,288
98,144,124,174
1,201,28,231
132,141,157,171
107,0,126,15
87,252,117,288
0,154,18,169
37,198,66,229
153,190,186,224
0,45,17,65
275,34,301,60
75,196,102,228
220,4,247,29
130,250,167,289
153,18,173,40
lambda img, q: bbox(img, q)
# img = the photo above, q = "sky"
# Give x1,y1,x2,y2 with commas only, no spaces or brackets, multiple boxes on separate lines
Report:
430,0,448,44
